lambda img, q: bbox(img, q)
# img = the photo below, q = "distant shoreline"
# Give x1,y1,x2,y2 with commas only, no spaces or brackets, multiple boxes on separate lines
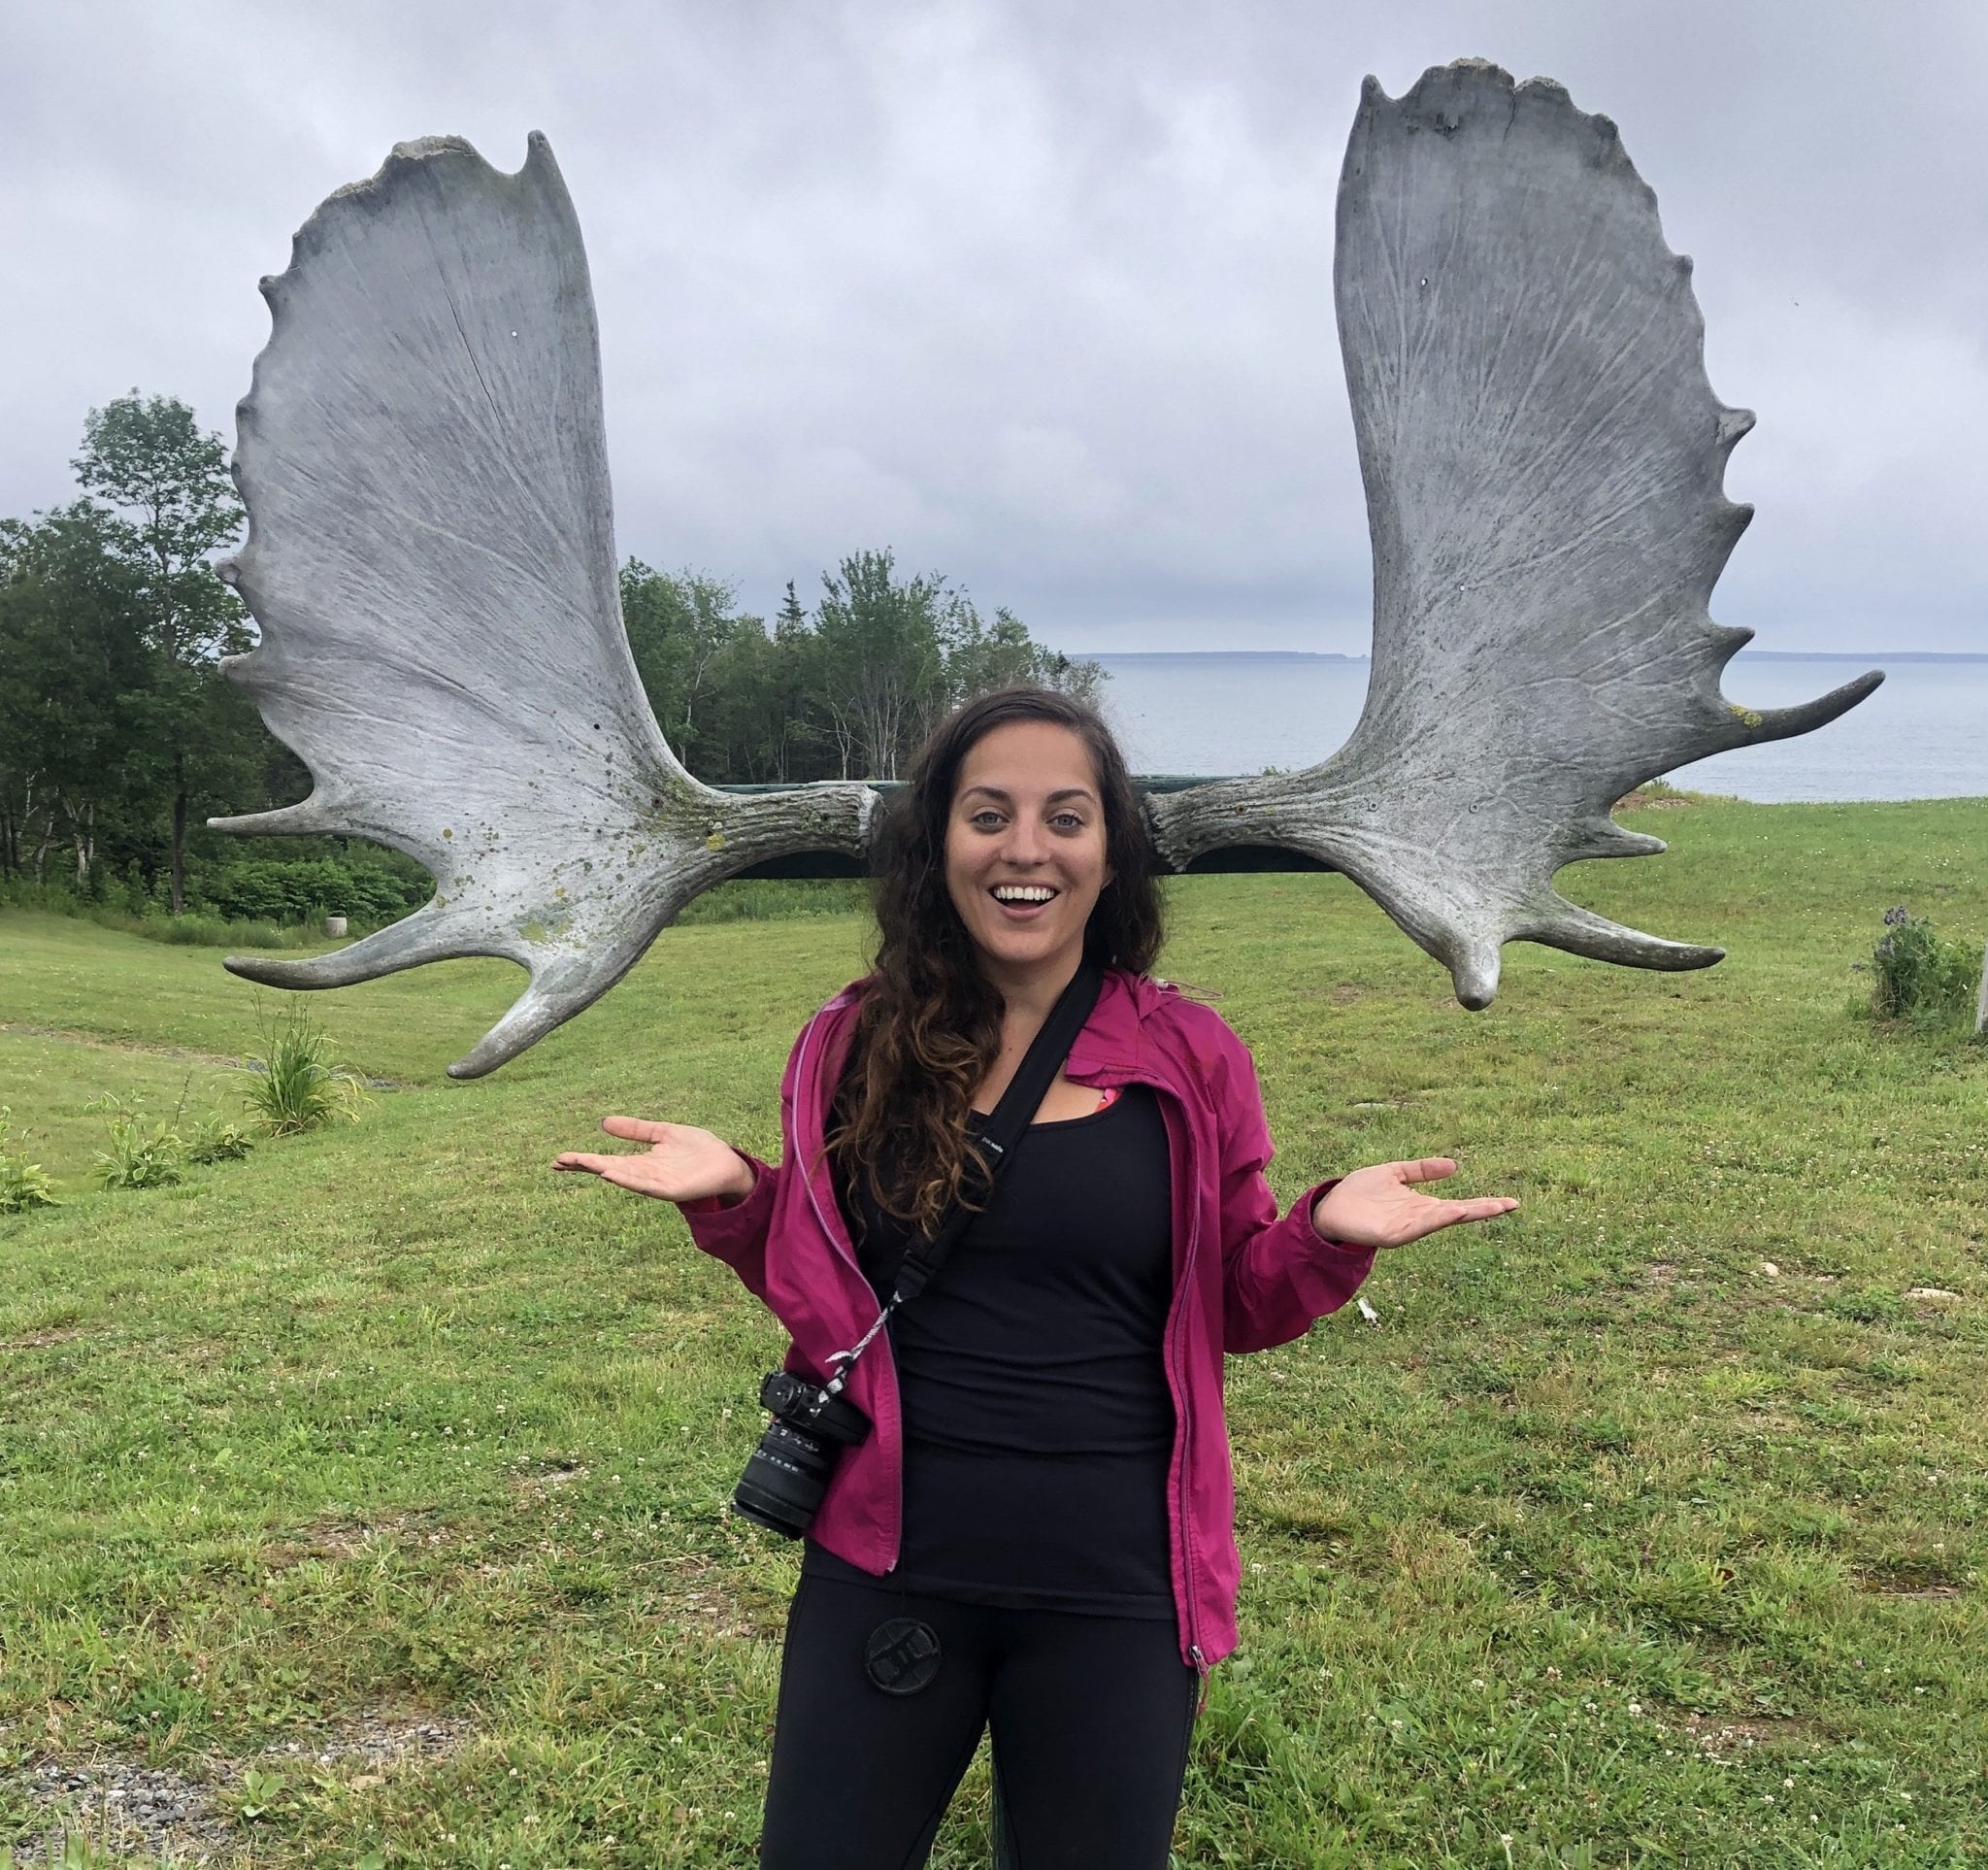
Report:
1075,649,1984,664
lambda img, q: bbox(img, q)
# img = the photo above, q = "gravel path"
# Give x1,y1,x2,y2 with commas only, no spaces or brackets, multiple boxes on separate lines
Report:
5,1714,474,1865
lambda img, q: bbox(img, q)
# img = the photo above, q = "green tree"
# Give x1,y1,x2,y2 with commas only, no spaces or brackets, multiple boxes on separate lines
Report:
803,551,1107,781
812,549,952,781
0,506,149,885
942,602,1104,715
767,581,826,781
619,563,769,774
71,392,257,912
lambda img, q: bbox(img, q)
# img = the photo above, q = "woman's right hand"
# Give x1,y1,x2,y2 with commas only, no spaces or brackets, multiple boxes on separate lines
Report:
553,1115,757,1205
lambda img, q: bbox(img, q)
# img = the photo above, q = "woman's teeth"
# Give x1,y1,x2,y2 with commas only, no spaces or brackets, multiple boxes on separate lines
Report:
992,885,1057,903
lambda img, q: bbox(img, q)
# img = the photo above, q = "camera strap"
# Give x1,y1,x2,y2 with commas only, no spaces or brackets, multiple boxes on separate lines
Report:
821,958,1104,1393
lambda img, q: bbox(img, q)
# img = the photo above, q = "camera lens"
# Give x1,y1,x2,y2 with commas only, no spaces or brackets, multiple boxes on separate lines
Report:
734,1417,836,1538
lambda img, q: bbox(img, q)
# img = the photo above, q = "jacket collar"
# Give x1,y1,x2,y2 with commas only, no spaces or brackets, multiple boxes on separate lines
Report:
1063,964,1161,1079
821,965,1164,1082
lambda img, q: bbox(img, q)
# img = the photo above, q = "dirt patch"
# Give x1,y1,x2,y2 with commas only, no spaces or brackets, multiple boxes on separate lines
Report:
646,1552,783,1642
1611,790,1698,812
0,1022,245,1070
1682,1713,1822,1760
1854,1566,1966,1600
267,1516,407,1565
261,1510,452,1571
0,1024,406,1091
265,1708,476,1775
0,1328,88,1352
512,1461,588,1504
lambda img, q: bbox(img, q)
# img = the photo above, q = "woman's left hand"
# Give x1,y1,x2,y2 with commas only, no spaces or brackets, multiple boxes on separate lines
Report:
1310,1158,1517,1250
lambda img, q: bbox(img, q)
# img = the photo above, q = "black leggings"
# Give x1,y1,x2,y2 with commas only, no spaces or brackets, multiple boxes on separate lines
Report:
759,1573,1201,1869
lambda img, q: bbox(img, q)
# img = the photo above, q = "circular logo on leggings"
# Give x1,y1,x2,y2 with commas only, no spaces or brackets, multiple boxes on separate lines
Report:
864,1617,942,1694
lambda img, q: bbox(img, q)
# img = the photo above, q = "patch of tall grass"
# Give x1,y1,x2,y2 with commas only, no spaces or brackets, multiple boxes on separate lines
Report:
242,1004,364,1136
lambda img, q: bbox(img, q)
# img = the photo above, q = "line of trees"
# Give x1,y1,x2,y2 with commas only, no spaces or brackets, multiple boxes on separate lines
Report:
1,393,1104,917
622,551,1102,785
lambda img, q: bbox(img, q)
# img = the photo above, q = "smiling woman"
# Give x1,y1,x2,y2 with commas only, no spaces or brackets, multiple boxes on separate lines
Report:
948,722,1114,995
554,684,1517,1866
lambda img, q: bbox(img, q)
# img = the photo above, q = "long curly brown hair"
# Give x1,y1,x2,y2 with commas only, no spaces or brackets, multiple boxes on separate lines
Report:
826,685,1165,1236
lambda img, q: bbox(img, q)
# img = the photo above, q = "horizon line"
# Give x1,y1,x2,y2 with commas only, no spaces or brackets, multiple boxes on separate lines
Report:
1067,648,1981,663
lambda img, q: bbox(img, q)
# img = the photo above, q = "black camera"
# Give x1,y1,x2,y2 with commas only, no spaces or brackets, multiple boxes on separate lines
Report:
733,1370,873,1539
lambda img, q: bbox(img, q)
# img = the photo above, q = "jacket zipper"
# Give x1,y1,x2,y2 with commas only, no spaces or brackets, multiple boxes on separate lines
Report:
793,1008,903,1573
1159,1091,1209,1690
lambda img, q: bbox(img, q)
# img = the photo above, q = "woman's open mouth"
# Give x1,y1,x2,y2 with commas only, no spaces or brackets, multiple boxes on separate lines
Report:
990,884,1059,919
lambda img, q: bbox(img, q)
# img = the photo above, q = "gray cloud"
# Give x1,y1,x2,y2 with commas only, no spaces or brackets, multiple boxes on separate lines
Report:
2,0,1982,653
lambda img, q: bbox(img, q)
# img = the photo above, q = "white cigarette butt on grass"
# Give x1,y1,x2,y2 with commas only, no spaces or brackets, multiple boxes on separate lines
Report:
1356,1298,1380,1326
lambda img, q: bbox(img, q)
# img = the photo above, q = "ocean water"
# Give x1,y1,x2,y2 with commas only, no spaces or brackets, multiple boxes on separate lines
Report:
1088,654,1988,803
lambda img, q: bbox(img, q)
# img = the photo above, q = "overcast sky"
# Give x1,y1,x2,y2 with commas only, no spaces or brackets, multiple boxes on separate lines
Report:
4,0,1983,655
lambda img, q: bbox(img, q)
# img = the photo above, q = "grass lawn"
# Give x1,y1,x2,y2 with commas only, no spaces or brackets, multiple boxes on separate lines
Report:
0,794,1983,1867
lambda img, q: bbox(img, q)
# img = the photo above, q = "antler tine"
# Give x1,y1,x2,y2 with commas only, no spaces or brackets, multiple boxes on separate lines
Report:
448,965,635,1080
208,800,344,840
1742,670,1886,743
223,904,507,994
1515,901,1725,975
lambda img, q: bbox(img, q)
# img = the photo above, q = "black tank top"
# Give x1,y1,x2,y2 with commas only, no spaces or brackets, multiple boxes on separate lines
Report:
804,1085,1177,1616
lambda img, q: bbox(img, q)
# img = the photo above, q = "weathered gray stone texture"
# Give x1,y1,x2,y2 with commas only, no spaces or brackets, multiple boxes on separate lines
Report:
1151,61,1879,1005
212,135,875,1075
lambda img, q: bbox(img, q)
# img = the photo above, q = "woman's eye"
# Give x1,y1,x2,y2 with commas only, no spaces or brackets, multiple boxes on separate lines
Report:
1051,813,1085,831
970,811,1005,829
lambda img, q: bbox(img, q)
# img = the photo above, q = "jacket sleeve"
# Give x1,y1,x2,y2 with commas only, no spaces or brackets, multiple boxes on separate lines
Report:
678,1018,811,1303
1213,1032,1375,1355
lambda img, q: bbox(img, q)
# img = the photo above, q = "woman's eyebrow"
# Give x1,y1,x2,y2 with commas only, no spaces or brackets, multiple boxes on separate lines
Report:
958,785,1098,806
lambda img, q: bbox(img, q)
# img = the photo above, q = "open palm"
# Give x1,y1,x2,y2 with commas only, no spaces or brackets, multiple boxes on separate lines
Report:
553,1115,754,1204
1311,1158,1517,1250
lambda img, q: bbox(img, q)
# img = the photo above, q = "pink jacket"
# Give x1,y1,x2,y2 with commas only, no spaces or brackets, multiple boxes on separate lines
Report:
682,967,1375,1670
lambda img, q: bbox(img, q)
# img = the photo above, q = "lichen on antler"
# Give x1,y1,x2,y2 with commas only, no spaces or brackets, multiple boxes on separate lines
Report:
1149,60,1881,1006
213,135,875,1075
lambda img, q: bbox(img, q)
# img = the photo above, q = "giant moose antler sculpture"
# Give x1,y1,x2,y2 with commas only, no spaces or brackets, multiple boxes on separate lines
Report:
215,61,1880,1076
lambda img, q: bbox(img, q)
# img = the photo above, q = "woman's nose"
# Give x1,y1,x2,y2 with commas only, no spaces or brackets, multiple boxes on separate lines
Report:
1001,818,1049,864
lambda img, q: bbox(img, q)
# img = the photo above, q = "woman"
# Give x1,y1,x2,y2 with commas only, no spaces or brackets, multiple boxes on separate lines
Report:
556,687,1517,1867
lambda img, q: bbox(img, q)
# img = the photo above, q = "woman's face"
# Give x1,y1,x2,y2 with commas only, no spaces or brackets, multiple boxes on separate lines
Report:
944,718,1113,989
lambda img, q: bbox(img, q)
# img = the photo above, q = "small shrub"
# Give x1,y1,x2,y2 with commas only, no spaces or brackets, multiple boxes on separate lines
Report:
0,1108,59,1213
184,1112,256,1164
243,1005,364,1136
86,1094,185,1191
1870,906,1978,1027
